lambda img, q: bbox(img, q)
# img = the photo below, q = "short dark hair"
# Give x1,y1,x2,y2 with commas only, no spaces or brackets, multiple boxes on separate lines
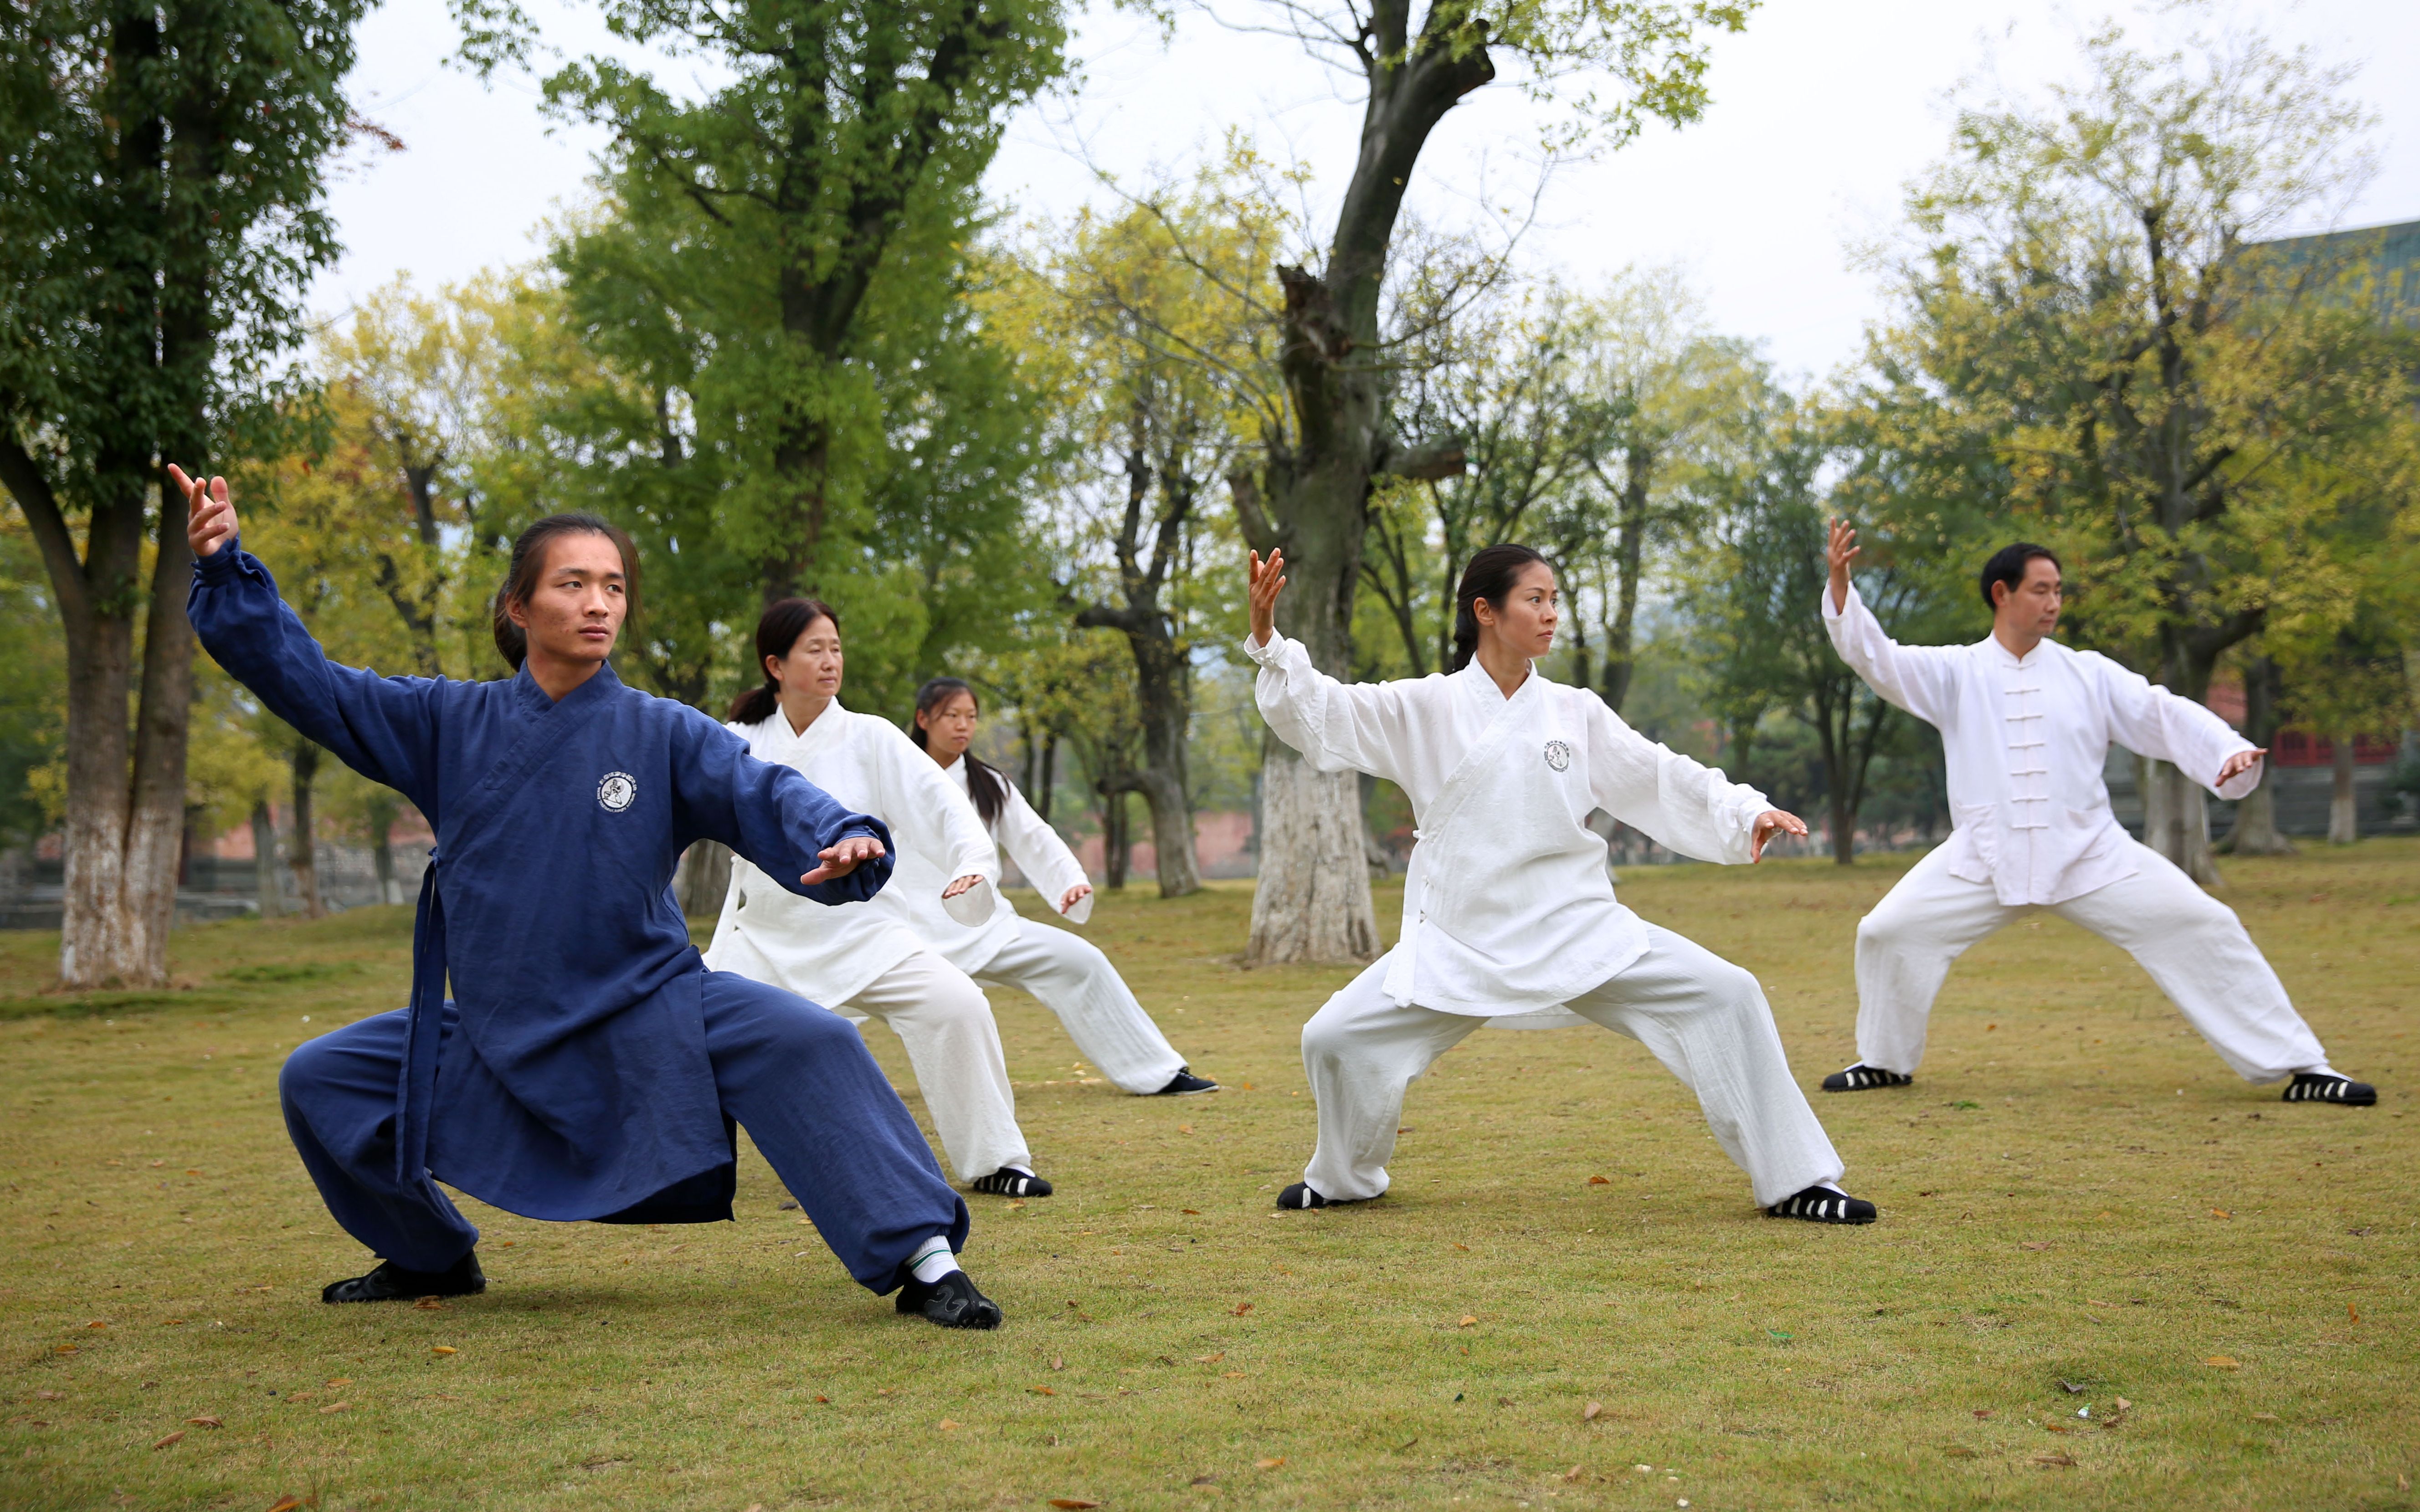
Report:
491,513,640,670
1979,542,2061,610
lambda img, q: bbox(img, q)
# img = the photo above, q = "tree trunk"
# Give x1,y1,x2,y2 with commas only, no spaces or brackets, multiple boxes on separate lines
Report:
2220,656,2294,856
1101,786,1130,891
1138,771,1201,897
250,800,285,919
288,740,325,918
676,840,734,919
1602,454,1653,712
2141,756,2221,886
2328,738,2358,845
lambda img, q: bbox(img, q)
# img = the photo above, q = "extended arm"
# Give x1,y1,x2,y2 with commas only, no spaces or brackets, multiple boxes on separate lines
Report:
1821,523,1961,725
878,724,998,924
675,717,894,904
995,779,1094,921
2093,656,2263,799
1243,545,1420,784
1588,697,1777,865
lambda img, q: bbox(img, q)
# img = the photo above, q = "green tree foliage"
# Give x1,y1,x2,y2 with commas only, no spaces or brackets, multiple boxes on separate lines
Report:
0,0,368,983
1862,18,2417,881
459,0,1069,609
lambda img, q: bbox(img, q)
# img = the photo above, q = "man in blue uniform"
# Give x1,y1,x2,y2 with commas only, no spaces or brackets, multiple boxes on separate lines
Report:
179,465,1000,1328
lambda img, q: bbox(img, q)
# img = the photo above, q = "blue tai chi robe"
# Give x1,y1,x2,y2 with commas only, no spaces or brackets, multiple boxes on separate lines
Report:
190,541,968,1288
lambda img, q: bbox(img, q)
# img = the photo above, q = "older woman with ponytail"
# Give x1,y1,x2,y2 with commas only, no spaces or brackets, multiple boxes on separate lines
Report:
1242,542,1879,1227
904,678,1216,1099
703,600,1059,1199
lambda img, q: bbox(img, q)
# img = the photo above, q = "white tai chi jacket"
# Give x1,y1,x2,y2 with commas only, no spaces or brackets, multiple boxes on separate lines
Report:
1247,630,1769,1019
902,757,1095,975
1822,584,2260,907
702,703,997,1008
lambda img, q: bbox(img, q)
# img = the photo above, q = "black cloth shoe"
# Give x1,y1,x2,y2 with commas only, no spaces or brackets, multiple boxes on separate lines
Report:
321,1250,486,1304
895,1269,1003,1329
2282,1072,2376,1106
1276,1182,1366,1210
1821,1063,1912,1092
1766,1186,1878,1225
1152,1068,1219,1096
970,1167,1053,1197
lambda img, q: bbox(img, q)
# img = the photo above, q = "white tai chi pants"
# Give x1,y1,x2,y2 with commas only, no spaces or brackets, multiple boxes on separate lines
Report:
1300,923,1845,1209
972,920,1188,1095
1854,839,2329,1083
840,952,1033,1182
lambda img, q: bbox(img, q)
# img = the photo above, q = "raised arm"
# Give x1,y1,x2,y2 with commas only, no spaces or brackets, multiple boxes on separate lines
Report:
672,715,894,904
2091,655,2264,799
1243,548,1421,784
1587,696,1798,865
1820,519,1961,726
180,471,442,810
994,778,1094,921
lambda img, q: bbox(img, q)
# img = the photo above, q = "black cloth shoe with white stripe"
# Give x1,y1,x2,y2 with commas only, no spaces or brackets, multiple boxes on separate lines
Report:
1821,1063,1912,1092
1277,1182,1369,1210
1766,1186,1877,1225
2281,1072,2376,1106
1152,1068,1219,1095
321,1250,486,1304
894,1269,1003,1329
970,1167,1053,1197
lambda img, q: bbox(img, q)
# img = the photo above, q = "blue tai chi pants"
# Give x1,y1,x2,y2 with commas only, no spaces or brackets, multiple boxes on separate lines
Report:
278,969,968,1292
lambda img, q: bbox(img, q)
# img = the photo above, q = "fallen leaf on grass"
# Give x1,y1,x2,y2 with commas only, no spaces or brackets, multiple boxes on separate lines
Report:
2058,1381,2088,1394
1223,1372,1245,1380
1583,1401,1603,1421
2114,1398,2132,1412
1254,1457,1284,1470
413,1298,446,1312
1588,1176,1609,1186
2033,1452,2076,1468
1971,1409,1993,1420
1564,1464,1584,1482
1048,1500,1101,1509
2348,1303,2359,1323
431,1346,456,1356
1453,1243,1469,1252
2203,1356,2240,1370
812,1395,829,1404
2041,1421,2071,1434
86,1320,108,1330
1030,1386,1057,1396
1458,1316,1477,1328
938,1419,961,1431
1050,1357,1065,1371
1943,1445,1976,1459
186,1415,222,1428
1231,1303,1254,1317
1181,1209,1200,1215
53,1345,76,1355
35,1392,64,1402
267,1498,305,1512
152,1430,185,1450
2250,1412,2280,1423
1195,1352,1225,1364
318,1402,349,1415
2019,1242,2052,1252
2210,1209,2231,1219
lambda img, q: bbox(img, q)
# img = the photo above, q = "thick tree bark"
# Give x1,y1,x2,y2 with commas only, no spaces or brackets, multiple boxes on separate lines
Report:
1602,449,1654,712
1100,786,1131,891
288,741,326,919
675,840,734,919
2328,738,2358,845
250,801,285,919
364,791,401,905
2140,755,2220,887
1231,6,1488,964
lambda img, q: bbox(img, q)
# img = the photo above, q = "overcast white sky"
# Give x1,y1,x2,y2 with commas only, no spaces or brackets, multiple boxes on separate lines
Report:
319,0,2420,381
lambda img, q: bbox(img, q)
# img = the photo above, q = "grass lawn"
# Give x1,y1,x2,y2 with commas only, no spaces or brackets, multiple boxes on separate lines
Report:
2,840,2415,1511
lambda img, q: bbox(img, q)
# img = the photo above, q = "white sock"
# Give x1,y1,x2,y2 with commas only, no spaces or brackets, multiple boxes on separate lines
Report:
2296,1065,2344,1079
1818,1180,1848,1196
907,1237,960,1285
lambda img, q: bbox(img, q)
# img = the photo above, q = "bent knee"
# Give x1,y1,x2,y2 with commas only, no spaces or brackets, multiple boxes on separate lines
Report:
1700,958,1765,1014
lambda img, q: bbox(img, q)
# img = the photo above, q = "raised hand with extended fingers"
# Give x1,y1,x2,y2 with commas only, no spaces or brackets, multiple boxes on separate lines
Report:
1247,547,1287,646
174,465,237,559
1825,516,1860,614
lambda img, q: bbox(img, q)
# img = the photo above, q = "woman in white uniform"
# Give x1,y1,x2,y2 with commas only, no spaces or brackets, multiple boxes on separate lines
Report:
703,598,1054,1197
905,677,1215,1098
1248,543,1875,1223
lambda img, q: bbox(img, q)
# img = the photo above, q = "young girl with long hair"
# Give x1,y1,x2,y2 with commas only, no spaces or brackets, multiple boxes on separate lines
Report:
702,601,1055,1197
1245,543,1875,1224
179,467,1000,1329
906,678,1214,1098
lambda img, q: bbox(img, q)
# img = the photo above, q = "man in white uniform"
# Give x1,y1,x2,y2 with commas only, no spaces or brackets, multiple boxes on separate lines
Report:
1819,521,2374,1107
